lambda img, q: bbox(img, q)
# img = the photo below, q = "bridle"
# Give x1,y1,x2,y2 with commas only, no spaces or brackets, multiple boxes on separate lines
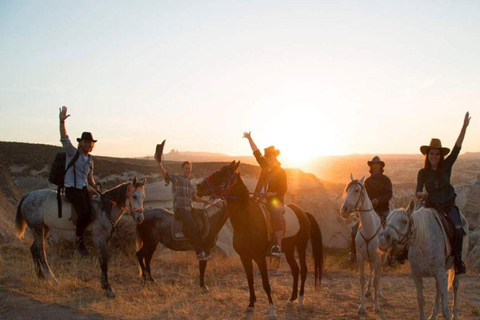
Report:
109,183,145,215
204,170,239,200
385,210,414,247
346,180,374,212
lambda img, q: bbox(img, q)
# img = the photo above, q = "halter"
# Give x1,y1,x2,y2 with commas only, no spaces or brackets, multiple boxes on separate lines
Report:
204,170,239,200
347,180,380,262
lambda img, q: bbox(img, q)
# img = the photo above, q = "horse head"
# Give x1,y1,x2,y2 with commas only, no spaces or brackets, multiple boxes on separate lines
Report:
127,176,146,224
196,161,240,199
378,198,415,252
339,173,366,218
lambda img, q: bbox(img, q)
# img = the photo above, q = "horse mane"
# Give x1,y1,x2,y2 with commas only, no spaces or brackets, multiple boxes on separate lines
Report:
410,207,432,248
100,181,130,213
343,180,359,196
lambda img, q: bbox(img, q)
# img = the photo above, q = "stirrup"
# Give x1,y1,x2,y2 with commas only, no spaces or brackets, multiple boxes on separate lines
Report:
197,251,211,261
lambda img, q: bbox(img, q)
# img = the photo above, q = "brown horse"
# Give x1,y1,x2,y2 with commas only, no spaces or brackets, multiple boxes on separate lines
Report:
196,161,323,318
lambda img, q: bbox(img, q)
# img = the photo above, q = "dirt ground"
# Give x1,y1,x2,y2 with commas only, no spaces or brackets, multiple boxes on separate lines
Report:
1,259,479,320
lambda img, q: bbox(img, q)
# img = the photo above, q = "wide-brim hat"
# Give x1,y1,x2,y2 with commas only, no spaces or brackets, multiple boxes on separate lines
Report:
367,156,385,167
420,138,450,156
77,132,97,143
264,146,280,157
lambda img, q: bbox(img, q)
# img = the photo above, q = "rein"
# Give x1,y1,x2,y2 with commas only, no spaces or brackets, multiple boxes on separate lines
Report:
205,171,239,200
348,180,381,262
386,211,414,247
104,183,145,231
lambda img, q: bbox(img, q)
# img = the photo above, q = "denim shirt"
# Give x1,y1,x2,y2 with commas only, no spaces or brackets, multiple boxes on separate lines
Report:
60,136,93,189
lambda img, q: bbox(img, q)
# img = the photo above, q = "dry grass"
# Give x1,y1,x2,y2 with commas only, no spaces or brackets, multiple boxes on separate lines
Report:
1,241,480,320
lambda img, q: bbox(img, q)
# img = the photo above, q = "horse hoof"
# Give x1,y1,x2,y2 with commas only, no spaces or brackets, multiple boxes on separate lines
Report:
358,307,366,315
246,306,254,313
287,300,294,306
200,285,210,294
105,289,116,298
374,307,381,314
364,291,371,298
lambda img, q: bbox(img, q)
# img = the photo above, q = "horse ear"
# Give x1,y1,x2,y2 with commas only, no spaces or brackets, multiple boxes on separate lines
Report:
359,175,365,184
406,198,415,215
350,173,354,181
133,176,138,185
233,161,240,172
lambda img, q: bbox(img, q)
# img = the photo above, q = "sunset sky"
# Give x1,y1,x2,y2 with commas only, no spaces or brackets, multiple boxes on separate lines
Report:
1,1,479,168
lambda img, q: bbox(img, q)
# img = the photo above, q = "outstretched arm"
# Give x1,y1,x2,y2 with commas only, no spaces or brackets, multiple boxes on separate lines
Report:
156,159,169,181
59,106,70,139
455,111,471,148
243,131,259,153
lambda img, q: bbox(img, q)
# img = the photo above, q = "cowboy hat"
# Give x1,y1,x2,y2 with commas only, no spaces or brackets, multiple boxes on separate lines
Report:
76,132,97,143
367,156,385,167
264,146,280,157
420,138,450,156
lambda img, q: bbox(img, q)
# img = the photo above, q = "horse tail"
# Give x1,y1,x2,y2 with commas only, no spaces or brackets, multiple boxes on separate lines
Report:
135,227,143,276
306,211,324,288
15,195,27,239
447,268,455,291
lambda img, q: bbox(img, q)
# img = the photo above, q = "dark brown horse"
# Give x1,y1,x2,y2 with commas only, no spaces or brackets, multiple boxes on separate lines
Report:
196,161,323,318
135,199,228,292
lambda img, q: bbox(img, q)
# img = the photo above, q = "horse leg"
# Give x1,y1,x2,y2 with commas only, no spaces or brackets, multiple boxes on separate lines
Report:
94,238,115,298
30,242,43,279
199,260,209,293
297,241,308,307
32,227,57,284
284,244,299,305
430,287,440,320
357,257,366,314
254,257,276,318
412,274,426,320
239,256,257,309
372,258,381,313
432,272,450,320
144,243,158,284
452,271,459,320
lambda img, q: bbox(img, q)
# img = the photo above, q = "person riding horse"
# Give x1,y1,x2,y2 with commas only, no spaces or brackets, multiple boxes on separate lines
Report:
408,112,471,275
59,106,101,256
155,154,212,261
243,131,287,257
347,156,392,264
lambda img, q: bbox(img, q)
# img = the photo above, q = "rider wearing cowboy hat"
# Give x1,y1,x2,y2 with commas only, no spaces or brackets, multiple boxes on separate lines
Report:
243,132,288,258
59,106,100,256
347,155,393,265
414,112,471,275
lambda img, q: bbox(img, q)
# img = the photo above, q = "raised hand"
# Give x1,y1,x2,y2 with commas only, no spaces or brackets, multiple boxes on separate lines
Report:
59,106,70,122
243,131,251,139
463,112,471,128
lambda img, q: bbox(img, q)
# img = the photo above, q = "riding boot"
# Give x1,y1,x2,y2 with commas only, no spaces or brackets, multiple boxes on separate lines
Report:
75,237,89,256
453,228,466,275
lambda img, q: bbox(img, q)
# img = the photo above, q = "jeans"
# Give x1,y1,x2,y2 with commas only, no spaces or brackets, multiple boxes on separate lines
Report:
65,187,93,237
175,208,203,254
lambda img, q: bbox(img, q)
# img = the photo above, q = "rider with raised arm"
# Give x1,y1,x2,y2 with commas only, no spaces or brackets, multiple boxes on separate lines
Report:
59,106,100,256
155,157,212,261
243,131,287,257
415,112,471,275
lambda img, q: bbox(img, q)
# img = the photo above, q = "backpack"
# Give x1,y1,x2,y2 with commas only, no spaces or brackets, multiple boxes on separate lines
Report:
48,151,80,187
48,151,80,218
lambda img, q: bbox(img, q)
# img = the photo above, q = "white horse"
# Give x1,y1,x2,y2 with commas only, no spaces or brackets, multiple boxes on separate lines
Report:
340,174,385,314
15,177,146,297
378,199,469,320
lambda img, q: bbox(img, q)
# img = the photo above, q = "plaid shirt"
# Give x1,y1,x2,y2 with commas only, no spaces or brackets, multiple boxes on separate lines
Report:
168,172,195,212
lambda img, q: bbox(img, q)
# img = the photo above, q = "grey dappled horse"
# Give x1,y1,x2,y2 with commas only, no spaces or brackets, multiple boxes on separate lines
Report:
15,177,146,298
340,174,385,314
135,199,228,292
378,199,469,320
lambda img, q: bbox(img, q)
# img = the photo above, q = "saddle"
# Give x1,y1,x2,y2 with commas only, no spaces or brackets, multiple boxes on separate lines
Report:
171,208,211,242
431,209,455,257
256,201,300,247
